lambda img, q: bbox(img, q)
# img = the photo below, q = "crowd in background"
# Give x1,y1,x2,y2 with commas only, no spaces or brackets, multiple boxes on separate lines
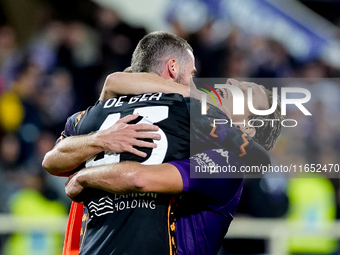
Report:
0,2,340,254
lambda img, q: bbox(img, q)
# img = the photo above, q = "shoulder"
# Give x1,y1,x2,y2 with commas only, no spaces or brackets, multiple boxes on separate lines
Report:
62,110,87,137
67,110,86,128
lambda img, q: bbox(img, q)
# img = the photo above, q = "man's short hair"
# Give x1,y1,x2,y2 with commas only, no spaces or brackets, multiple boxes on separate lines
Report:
131,31,193,74
123,66,133,73
248,86,283,151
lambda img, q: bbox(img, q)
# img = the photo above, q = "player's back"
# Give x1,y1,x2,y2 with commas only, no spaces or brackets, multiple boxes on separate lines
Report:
70,93,190,255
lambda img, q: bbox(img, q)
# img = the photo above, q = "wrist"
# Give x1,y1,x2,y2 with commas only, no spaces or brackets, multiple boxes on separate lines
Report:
92,131,106,151
76,171,88,188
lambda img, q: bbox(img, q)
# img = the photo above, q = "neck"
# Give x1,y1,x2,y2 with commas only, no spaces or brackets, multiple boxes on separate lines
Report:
159,69,173,81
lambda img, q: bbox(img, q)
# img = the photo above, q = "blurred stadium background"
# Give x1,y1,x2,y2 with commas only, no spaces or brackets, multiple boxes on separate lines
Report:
0,0,340,254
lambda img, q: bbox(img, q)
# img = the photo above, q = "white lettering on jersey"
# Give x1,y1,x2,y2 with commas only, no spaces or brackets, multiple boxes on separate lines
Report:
103,93,164,108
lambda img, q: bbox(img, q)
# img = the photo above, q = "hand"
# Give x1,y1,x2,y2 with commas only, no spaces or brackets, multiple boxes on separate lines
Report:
94,114,161,158
65,172,85,202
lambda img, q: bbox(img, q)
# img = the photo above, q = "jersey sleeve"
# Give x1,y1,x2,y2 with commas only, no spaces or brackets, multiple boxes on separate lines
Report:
55,111,85,144
169,148,244,207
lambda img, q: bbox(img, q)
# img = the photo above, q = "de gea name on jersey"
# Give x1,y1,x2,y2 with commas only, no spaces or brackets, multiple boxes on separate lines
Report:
103,93,163,108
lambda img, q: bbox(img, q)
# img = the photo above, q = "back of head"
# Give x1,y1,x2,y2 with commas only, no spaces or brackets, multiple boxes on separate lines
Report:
131,31,193,74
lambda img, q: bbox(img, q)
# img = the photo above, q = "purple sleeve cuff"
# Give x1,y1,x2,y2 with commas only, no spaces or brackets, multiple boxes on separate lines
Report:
168,159,191,192
169,150,244,207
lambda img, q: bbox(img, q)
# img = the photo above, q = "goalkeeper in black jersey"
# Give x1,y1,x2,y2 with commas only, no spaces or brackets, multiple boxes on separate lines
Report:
43,32,282,255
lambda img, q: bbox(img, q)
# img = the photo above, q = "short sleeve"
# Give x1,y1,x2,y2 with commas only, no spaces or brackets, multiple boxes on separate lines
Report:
169,149,244,206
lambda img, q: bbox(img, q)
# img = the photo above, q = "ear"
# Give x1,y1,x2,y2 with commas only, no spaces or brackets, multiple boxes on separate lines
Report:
166,58,179,80
237,125,256,138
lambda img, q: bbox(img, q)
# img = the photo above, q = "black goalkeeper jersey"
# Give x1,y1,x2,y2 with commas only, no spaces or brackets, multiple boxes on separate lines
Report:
62,93,190,255
60,93,270,255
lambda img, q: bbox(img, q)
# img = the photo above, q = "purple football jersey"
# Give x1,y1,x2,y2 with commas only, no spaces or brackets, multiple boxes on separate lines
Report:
170,149,244,255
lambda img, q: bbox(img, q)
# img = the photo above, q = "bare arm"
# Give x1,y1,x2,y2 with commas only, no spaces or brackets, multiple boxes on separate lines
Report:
99,72,191,101
99,72,220,114
43,133,103,177
42,114,161,176
65,161,183,201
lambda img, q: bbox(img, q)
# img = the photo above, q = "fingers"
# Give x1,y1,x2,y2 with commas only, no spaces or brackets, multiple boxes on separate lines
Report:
132,123,159,132
116,114,159,131
125,135,163,157
133,139,158,148
100,115,162,154
116,113,139,124
133,131,161,140
65,182,82,201
128,148,147,158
